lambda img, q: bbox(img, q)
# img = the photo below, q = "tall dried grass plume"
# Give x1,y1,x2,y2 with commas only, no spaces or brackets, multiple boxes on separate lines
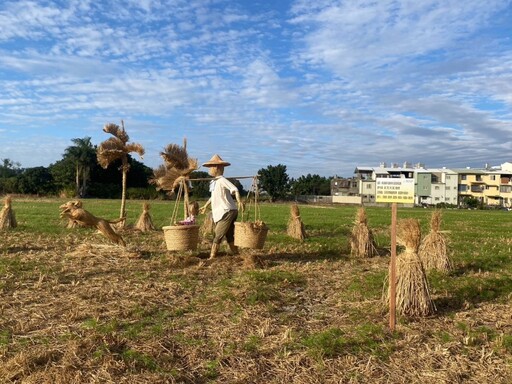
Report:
135,202,155,232
419,210,451,272
350,207,378,257
386,218,435,317
287,203,306,241
0,195,17,229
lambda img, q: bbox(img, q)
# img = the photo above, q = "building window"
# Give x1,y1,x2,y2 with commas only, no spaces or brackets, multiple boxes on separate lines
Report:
446,175,451,180
461,175,467,180
435,186,440,190
476,175,482,181
500,186,512,193
490,175,496,180
366,184,372,189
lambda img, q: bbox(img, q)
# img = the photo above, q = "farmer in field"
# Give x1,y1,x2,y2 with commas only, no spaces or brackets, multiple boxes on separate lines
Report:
200,154,241,259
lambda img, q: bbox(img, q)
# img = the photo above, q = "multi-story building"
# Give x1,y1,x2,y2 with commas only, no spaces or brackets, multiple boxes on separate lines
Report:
498,162,512,207
343,162,512,207
416,168,458,206
354,162,416,204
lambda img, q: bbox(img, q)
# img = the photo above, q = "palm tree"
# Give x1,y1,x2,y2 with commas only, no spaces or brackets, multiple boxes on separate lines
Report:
64,137,96,197
97,121,145,220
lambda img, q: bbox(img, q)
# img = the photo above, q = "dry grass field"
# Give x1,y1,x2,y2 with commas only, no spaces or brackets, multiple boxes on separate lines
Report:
0,198,511,383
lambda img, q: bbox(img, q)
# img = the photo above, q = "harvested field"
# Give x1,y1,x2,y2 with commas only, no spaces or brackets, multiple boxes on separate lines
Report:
0,199,511,383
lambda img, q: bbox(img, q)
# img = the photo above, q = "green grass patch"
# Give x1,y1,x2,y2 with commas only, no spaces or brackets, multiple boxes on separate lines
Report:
237,269,306,305
499,334,512,353
121,349,159,372
301,324,393,361
243,334,262,353
0,329,11,346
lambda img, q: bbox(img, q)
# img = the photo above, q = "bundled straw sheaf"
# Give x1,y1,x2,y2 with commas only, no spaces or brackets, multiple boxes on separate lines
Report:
135,202,155,232
419,210,451,272
287,203,306,241
160,143,190,170
350,207,378,257
103,122,129,143
150,165,183,192
0,195,17,229
386,218,435,317
151,141,198,193
200,212,215,236
97,124,145,169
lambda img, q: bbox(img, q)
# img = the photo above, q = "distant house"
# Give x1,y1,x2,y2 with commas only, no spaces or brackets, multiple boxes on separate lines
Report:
330,176,360,204
332,161,512,207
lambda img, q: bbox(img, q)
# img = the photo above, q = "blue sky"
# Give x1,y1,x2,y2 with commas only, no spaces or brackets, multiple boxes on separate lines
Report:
1,0,511,179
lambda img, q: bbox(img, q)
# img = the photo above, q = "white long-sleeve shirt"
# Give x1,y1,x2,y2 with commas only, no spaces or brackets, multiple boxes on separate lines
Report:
209,176,238,223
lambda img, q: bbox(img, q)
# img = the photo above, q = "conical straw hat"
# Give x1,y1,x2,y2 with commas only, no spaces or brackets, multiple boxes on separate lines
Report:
202,154,231,167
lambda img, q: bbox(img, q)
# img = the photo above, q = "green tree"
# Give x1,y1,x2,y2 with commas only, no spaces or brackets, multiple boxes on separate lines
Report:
97,121,145,219
64,137,97,197
0,159,21,178
0,159,22,194
291,174,331,196
188,171,247,199
17,167,56,195
49,158,75,195
228,178,247,197
257,164,290,202
462,196,480,209
189,170,211,199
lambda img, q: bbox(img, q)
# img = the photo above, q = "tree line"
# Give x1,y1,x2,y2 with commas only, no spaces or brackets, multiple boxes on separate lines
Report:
0,139,332,201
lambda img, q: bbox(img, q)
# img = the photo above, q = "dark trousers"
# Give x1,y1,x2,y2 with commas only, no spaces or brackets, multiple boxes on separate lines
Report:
213,210,238,244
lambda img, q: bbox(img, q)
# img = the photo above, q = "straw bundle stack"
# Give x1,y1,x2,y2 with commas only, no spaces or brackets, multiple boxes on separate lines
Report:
350,207,378,258
59,201,126,247
0,195,17,229
135,202,155,232
391,218,435,317
419,210,450,272
150,140,198,213
287,203,306,241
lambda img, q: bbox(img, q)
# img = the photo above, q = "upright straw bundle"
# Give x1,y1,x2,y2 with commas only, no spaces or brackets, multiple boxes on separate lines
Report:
0,195,17,229
419,210,450,272
287,203,306,241
135,202,155,232
200,212,215,237
390,218,435,317
350,207,378,257
150,139,198,220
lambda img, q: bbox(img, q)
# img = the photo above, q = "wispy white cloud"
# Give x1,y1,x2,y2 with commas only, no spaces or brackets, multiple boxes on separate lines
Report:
0,0,511,179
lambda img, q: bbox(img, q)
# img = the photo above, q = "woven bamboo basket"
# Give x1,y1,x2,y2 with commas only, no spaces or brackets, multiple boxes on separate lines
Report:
162,225,200,251
234,222,268,249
